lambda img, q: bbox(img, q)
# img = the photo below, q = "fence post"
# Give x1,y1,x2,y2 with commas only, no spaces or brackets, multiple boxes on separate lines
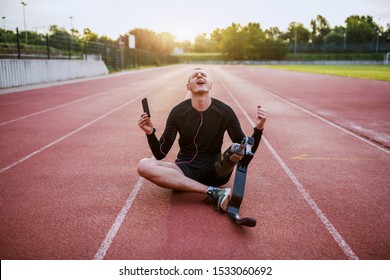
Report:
84,41,87,60
16,27,21,59
103,44,107,63
46,34,50,59
68,33,71,59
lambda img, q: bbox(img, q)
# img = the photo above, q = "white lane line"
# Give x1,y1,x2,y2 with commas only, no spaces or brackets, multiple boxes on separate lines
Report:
93,177,144,260
0,90,153,175
0,91,108,126
92,73,192,259
237,73,389,154
262,137,359,260
0,66,183,126
215,71,359,260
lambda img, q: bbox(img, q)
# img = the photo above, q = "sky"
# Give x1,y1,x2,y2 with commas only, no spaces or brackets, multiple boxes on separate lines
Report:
1,0,390,42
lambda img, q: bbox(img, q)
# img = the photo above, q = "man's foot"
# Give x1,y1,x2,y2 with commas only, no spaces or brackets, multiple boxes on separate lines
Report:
205,187,231,212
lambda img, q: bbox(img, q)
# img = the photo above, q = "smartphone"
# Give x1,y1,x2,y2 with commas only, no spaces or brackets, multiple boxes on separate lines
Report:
142,98,150,118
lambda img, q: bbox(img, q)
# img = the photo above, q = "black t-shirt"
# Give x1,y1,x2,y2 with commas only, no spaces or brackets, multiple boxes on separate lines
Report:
147,98,262,166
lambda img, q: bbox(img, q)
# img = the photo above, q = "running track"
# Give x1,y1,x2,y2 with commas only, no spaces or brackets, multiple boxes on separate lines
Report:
0,65,389,260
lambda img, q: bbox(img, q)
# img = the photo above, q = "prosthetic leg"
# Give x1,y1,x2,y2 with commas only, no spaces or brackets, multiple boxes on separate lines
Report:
227,136,257,227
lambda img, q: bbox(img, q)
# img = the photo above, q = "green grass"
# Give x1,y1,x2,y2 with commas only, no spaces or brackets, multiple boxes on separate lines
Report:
285,53,383,61
260,65,390,81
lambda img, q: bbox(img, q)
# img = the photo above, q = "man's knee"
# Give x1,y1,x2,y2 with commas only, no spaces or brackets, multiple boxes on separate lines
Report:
137,158,154,178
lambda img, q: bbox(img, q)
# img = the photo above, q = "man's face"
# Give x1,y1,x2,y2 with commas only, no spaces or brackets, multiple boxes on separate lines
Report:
187,69,212,94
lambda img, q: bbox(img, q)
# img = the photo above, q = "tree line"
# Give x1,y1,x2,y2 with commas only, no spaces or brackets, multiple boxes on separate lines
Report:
188,15,389,59
1,14,389,60
118,15,390,59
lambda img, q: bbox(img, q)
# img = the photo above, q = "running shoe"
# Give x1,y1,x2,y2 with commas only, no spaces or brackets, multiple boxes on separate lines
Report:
205,187,231,212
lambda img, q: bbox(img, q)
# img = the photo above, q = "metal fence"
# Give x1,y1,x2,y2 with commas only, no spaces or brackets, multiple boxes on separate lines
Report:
287,42,390,54
1,27,389,68
0,28,179,71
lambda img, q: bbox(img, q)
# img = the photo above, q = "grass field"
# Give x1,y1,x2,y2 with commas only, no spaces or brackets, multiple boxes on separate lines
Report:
260,65,390,81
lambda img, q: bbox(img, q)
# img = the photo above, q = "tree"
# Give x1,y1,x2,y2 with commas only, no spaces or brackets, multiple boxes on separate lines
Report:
192,33,214,52
283,22,310,53
175,40,192,53
212,22,287,60
129,28,175,54
242,22,265,59
259,38,288,59
286,22,311,44
220,23,245,59
382,23,390,43
0,28,16,44
156,32,175,54
70,28,81,40
83,28,99,42
99,35,113,45
48,25,73,50
323,25,346,51
310,15,331,44
130,28,157,51
210,28,223,52
265,27,282,40
345,15,380,44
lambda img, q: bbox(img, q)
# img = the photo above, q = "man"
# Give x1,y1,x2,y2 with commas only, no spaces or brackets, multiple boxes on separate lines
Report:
137,68,268,212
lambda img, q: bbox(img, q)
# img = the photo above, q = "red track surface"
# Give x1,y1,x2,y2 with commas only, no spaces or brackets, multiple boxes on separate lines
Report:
0,65,389,260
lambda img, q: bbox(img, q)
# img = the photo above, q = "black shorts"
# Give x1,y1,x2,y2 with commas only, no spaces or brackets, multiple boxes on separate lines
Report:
176,158,232,187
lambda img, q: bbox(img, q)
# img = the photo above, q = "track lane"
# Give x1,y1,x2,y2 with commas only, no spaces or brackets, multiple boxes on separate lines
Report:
220,65,390,149
212,65,390,259
0,67,186,169
0,65,192,259
0,105,145,259
0,67,176,124
212,67,358,259
211,67,354,259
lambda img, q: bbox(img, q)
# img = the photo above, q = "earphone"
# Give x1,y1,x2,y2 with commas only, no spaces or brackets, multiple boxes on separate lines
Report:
175,111,203,165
